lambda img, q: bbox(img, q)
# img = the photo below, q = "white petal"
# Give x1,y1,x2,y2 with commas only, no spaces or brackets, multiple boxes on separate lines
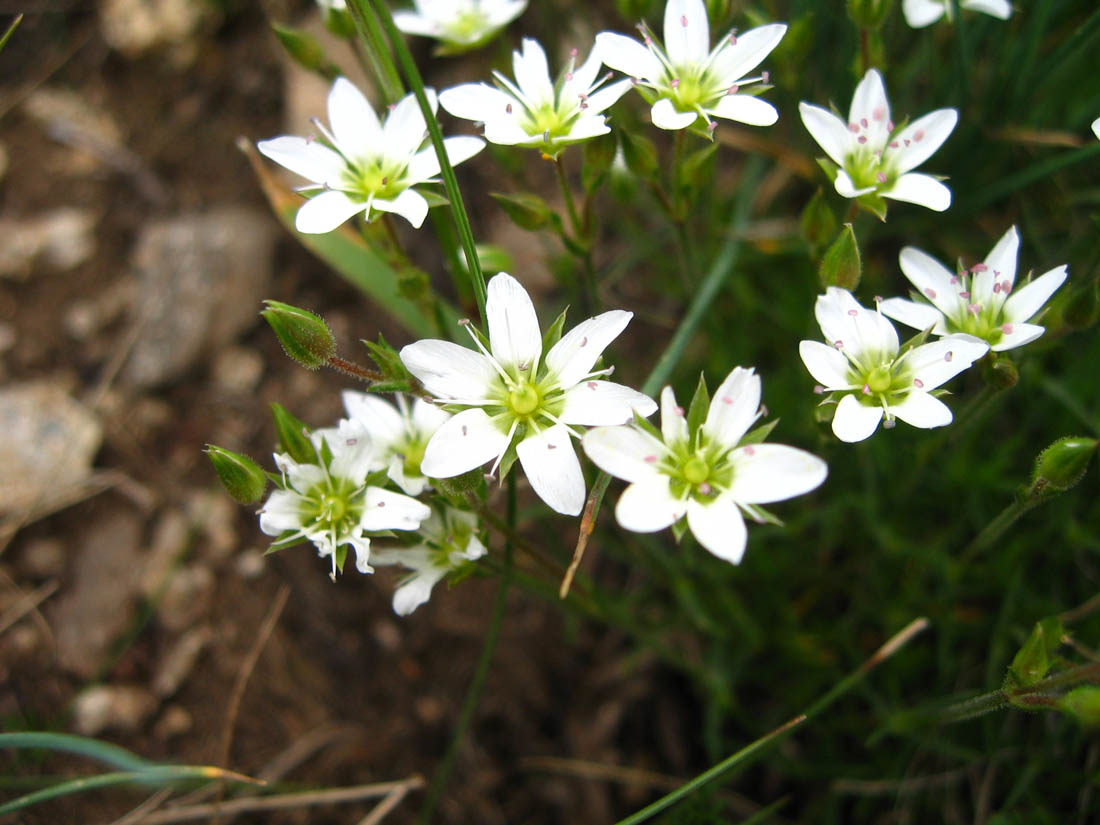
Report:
889,391,953,429
962,0,1011,19
259,490,303,535
1003,265,1067,323
615,477,685,532
342,391,405,447
882,173,952,211
660,385,688,446
439,83,516,123
383,91,433,158
484,117,537,145
815,287,898,363
1093,117,1100,140
702,366,760,448
387,458,428,497
411,397,451,433
372,189,429,229
513,38,554,103
392,567,447,615
889,109,957,175
799,340,855,389
582,425,666,484
799,102,851,167
711,94,778,127
515,425,585,515
834,168,876,198
559,115,612,144
877,298,947,334
709,23,786,84
849,69,891,151
991,322,1045,351
406,136,485,184
420,408,510,477
728,444,828,504
563,44,603,99
545,309,632,387
832,394,883,442
595,32,664,82
399,339,498,399
256,136,346,187
584,78,634,116
902,0,946,26
686,495,748,564
651,97,699,130
979,226,1021,301
295,190,367,234
392,11,441,37
486,272,542,371
904,336,988,389
320,419,374,481
899,246,960,318
664,0,710,67
559,380,657,426
327,78,382,160
361,487,431,531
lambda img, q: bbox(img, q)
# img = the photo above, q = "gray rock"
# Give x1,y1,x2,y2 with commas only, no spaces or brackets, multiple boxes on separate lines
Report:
123,208,275,388
0,208,97,279
72,684,158,736
50,512,143,678
0,382,102,516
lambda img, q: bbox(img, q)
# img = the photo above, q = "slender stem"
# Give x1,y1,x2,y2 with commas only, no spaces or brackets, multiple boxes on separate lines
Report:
959,496,1037,564
611,618,930,825
859,28,871,75
416,477,514,825
554,157,598,314
361,0,488,323
325,356,384,384
342,1,403,105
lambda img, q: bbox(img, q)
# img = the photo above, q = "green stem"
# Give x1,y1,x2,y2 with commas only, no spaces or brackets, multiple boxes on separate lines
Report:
554,157,598,314
0,14,22,54
416,477,515,825
959,495,1038,564
360,0,488,323
342,1,403,105
939,662,1100,724
611,618,929,825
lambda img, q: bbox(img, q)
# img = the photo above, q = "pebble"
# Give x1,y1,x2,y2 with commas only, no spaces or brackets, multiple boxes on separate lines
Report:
0,209,96,279
99,0,213,65
153,625,212,698
72,684,158,736
211,346,265,394
156,564,215,632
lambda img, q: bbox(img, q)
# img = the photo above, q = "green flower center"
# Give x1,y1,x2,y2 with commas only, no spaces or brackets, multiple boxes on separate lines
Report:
344,159,406,202
866,366,893,394
682,456,710,485
302,478,364,538
508,382,541,416
443,9,489,43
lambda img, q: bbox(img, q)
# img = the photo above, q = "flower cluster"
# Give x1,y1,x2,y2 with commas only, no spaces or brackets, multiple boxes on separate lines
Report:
394,0,527,53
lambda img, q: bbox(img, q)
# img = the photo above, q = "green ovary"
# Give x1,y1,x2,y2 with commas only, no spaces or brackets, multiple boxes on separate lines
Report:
508,383,541,416
866,366,893,394
682,456,710,485
444,10,489,43
345,160,405,202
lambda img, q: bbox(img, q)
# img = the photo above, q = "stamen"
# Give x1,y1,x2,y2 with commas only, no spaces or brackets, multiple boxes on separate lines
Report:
914,129,925,141
887,120,895,131
726,84,739,95
858,136,867,144
958,290,970,299
872,106,885,121
1000,280,1012,294
913,378,924,388
944,351,954,362
1002,323,1014,334
671,78,681,89
644,455,657,463
862,384,871,395
967,303,980,315
697,482,712,494
681,14,688,26
586,381,599,390
861,117,869,128
674,405,685,416
813,384,825,394
506,103,513,114
848,122,860,133
883,417,896,429
971,263,988,272
877,172,887,183
848,309,859,316
834,340,844,349
925,288,937,299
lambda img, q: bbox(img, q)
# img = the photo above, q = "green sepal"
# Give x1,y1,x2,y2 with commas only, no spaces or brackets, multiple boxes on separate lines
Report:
333,545,348,575
367,380,416,394
437,467,488,498
261,300,336,370
816,157,840,183
419,189,451,209
582,132,617,193
856,192,888,222
491,192,554,231
681,142,719,188
898,324,936,355
320,5,355,37
206,445,268,504
317,433,335,468
633,409,664,442
266,531,307,553
620,130,659,180
686,373,710,439
813,396,840,423
497,441,520,480
739,418,779,447
1006,616,1064,690
984,355,1019,390
818,223,862,291
542,306,570,354
270,402,317,464
800,188,838,253
671,516,689,542
742,502,783,527
362,333,410,383
270,23,340,79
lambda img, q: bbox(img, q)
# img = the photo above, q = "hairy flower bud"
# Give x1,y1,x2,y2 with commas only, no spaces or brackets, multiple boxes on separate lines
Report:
206,445,268,504
262,300,336,370
1059,686,1100,727
1028,436,1098,500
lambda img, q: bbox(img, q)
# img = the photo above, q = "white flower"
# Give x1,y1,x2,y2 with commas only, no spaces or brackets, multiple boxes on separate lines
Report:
596,0,786,133
257,78,484,233
799,69,957,214
583,367,827,564
372,507,487,615
799,288,988,442
1093,117,1100,140
341,390,450,495
902,0,1011,28
394,0,527,52
879,226,1068,352
258,419,431,579
439,38,632,158
400,272,657,516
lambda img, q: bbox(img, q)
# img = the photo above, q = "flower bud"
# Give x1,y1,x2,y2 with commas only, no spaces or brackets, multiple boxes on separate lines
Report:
490,192,553,231
271,24,336,78
1028,436,1098,500
270,402,317,464
206,445,267,504
847,0,893,29
1059,686,1100,727
818,223,862,291
262,300,336,370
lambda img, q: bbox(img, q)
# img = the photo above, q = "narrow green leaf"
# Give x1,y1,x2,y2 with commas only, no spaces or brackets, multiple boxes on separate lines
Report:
0,13,22,54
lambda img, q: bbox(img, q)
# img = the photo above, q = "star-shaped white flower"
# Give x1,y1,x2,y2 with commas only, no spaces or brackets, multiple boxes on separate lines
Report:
258,419,431,579
799,69,957,215
439,38,632,159
400,272,657,516
257,78,484,233
372,507,487,615
341,390,450,496
902,0,1011,28
394,0,527,52
596,0,786,133
1092,116,1100,140
799,288,988,442
583,367,827,564
879,226,1068,352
